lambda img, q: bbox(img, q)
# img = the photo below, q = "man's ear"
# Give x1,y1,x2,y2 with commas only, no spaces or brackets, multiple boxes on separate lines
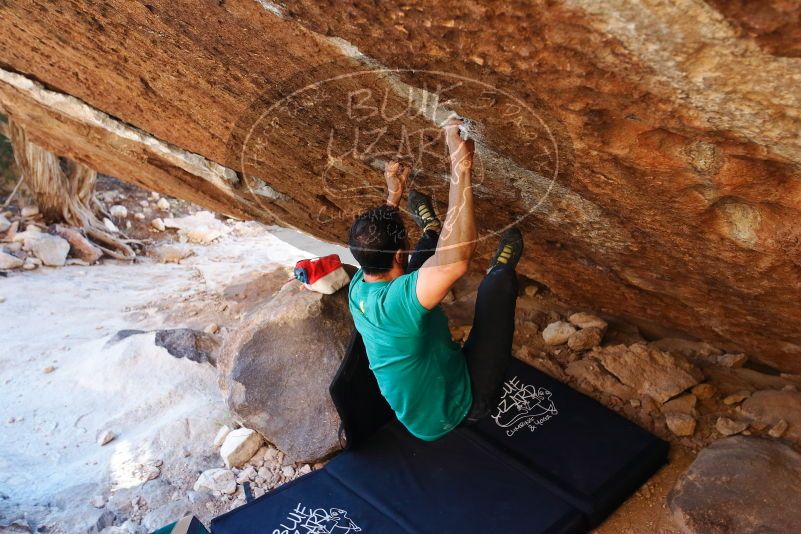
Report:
394,248,407,267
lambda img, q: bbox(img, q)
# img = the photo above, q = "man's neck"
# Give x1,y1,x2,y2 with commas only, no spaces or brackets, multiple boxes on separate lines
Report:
363,266,404,283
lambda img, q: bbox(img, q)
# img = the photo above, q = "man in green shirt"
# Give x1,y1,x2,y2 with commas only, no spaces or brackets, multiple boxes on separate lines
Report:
347,119,523,440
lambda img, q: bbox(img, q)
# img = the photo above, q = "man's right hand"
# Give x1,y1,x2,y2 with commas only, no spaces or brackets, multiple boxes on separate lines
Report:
443,118,475,174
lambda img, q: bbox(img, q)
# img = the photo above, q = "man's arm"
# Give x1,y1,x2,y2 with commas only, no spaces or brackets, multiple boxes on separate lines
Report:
416,119,477,309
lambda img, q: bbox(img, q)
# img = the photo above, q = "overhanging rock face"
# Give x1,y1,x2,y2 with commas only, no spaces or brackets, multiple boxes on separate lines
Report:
2,1,801,372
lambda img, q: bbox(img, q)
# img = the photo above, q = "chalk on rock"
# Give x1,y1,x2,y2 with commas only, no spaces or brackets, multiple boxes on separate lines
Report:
542,321,576,345
220,428,263,468
97,430,116,446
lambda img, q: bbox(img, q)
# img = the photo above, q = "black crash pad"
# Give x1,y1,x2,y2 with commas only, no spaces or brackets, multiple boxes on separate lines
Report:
211,332,667,534
211,470,406,534
326,422,585,534
465,358,669,527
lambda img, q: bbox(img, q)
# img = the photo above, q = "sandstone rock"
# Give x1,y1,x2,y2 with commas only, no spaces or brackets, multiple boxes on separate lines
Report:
661,394,697,416
152,244,194,264
716,417,747,436
154,328,218,366
524,285,538,297
542,321,576,346
236,466,257,484
741,390,801,442
565,359,634,401
156,198,171,211
769,419,788,439
20,206,38,218
567,327,603,351
194,468,236,495
110,205,128,218
593,344,703,404
213,425,232,448
718,352,747,368
102,217,120,233
151,218,166,232
0,251,24,270
0,214,10,233
97,430,115,445
220,428,263,468
281,465,295,479
134,213,145,220
691,383,717,400
6,0,801,375
52,225,103,264
219,276,352,462
669,437,801,533
568,312,607,331
27,233,70,266
649,338,722,362
200,324,218,337
665,413,696,437
723,391,750,405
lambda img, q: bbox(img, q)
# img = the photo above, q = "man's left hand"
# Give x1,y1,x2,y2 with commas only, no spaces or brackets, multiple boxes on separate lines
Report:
385,160,410,208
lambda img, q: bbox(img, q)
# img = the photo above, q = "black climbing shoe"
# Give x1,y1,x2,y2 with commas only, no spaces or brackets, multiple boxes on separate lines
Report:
408,189,441,232
488,228,524,271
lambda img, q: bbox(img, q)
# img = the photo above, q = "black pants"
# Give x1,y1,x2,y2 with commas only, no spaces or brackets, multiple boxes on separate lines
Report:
407,229,519,423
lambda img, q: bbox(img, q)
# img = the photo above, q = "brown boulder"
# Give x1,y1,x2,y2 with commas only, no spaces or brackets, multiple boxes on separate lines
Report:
2,1,801,372
669,437,801,533
741,390,801,443
219,278,352,463
592,344,703,404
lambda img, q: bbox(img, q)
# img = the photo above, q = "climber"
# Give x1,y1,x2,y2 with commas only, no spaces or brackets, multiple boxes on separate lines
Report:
347,118,523,441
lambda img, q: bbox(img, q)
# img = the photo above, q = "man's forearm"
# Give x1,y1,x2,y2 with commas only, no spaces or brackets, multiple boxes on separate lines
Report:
433,156,477,267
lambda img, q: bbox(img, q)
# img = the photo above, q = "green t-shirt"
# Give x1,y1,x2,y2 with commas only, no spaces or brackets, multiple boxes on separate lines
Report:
348,268,472,440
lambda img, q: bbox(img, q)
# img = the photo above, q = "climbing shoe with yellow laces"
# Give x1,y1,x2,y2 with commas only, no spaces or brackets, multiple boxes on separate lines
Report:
408,189,442,232
488,228,524,271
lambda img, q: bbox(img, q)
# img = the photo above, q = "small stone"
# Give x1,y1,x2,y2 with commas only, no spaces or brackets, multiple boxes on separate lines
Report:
661,394,697,415
213,425,232,448
236,466,257,484
21,206,39,218
692,383,716,400
257,467,271,480
97,430,116,446
718,353,747,368
103,217,120,233
768,419,788,438
542,321,576,345
567,327,604,351
151,218,166,231
723,391,751,405
313,462,325,470
0,214,10,233
194,468,237,495
524,285,538,297
0,251,24,270
568,312,608,331
110,205,128,218
666,413,696,437
89,495,106,508
716,417,748,436
629,399,641,408
153,244,193,263
134,213,145,220
204,323,220,334
42,366,56,374
157,198,171,211
220,428,264,468
139,200,150,208
281,465,295,479
28,234,70,266
297,464,312,476
22,260,37,270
